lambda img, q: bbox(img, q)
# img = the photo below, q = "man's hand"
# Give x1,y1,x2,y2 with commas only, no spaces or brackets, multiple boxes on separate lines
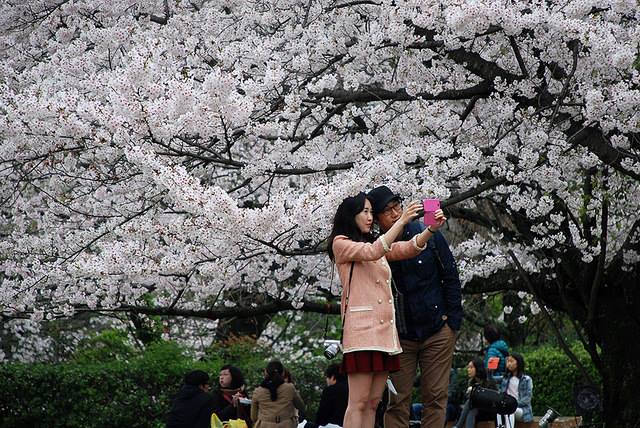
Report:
430,209,447,231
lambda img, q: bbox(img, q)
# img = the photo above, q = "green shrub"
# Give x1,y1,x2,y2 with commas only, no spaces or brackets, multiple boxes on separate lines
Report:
0,334,600,427
0,340,197,428
72,329,136,364
525,344,601,416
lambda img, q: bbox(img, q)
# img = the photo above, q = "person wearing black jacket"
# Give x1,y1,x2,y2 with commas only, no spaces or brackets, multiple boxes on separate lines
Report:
368,186,463,428
167,370,216,428
316,364,349,427
211,364,250,422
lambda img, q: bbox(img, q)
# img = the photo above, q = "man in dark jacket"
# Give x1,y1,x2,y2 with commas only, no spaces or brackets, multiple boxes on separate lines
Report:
315,363,348,427
167,370,217,428
368,186,463,428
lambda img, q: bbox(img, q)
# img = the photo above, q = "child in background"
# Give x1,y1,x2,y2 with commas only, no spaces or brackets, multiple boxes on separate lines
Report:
499,353,533,427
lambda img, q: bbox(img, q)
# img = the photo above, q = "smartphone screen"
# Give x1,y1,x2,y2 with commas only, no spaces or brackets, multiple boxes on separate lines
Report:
423,199,440,226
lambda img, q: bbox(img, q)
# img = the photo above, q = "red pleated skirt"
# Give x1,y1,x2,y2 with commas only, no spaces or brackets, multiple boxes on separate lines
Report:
340,350,400,374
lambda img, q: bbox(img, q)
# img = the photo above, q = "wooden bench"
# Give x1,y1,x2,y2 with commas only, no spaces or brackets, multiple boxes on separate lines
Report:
530,416,582,428
443,416,582,428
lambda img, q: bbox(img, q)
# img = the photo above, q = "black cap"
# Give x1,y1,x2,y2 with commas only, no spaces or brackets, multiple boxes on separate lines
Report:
368,186,401,214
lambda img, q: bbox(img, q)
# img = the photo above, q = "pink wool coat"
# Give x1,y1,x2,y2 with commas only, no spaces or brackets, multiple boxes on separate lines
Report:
332,235,422,355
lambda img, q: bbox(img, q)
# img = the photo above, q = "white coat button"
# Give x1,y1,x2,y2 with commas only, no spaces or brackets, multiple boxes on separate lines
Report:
386,279,390,284
378,299,383,304
390,319,394,324
376,280,380,284
389,299,393,304
380,319,384,324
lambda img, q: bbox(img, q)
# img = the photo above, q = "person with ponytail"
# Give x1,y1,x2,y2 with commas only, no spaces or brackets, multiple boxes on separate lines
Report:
251,361,305,428
452,358,497,428
327,192,446,428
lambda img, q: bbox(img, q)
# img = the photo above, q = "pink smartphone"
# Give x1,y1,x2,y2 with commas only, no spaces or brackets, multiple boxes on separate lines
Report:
423,199,440,226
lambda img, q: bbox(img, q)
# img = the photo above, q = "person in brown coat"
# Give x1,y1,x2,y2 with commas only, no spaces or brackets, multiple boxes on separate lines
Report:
251,361,305,428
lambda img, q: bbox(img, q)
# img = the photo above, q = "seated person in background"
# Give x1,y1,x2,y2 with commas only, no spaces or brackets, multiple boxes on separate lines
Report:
251,360,305,428
483,324,509,381
452,358,497,428
410,368,461,423
316,363,349,427
446,367,462,423
499,353,533,426
167,370,216,428
212,364,249,421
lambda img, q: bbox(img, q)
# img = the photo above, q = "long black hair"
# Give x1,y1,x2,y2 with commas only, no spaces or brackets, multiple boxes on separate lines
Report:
509,352,526,378
327,192,374,260
483,324,501,344
260,360,285,401
471,357,487,382
220,364,245,390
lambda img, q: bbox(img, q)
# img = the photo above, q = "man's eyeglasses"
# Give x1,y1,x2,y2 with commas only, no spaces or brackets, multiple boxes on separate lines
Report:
381,202,402,216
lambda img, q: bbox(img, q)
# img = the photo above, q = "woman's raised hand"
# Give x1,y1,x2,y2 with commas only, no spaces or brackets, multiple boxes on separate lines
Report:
399,201,423,225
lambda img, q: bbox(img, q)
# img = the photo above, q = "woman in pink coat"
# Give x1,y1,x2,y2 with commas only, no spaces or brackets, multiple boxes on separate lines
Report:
327,192,446,428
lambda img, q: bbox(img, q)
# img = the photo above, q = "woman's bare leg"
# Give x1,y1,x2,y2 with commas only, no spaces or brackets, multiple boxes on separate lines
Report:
363,372,388,428
343,372,374,428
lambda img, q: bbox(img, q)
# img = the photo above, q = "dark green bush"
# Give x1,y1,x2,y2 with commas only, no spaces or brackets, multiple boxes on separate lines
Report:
525,344,601,416
0,338,194,428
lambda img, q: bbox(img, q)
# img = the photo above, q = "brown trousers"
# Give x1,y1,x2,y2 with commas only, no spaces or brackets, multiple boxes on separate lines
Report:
384,324,457,428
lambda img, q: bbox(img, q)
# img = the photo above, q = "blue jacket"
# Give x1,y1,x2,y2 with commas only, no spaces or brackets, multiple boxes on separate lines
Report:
484,339,509,378
500,374,533,422
388,221,463,340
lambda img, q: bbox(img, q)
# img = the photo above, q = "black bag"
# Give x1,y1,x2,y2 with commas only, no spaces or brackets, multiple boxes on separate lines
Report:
390,278,408,335
470,386,518,415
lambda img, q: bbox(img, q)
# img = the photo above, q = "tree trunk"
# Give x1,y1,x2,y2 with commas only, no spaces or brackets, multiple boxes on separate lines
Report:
595,289,640,428
215,314,270,341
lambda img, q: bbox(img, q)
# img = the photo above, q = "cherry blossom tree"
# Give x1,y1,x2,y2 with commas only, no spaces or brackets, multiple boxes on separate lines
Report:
1,0,639,425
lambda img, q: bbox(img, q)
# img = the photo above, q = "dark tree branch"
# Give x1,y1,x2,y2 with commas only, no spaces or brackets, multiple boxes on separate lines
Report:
290,103,347,153
61,199,161,263
149,0,171,24
507,250,594,384
566,125,640,181
116,299,341,319
587,169,609,326
508,36,529,77
443,177,507,207
446,48,521,84
459,95,481,123
310,81,492,104
326,0,381,11
548,41,580,129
